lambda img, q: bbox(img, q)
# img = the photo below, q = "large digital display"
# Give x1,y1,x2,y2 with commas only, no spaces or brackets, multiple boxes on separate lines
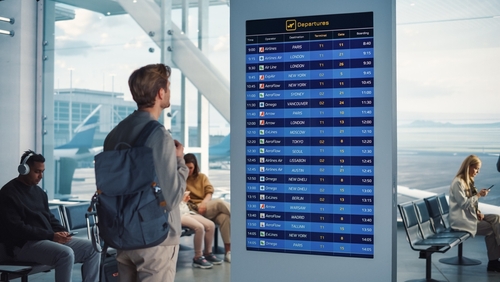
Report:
245,12,374,258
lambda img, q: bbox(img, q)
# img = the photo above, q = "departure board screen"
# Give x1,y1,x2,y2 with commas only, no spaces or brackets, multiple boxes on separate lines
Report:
245,12,374,258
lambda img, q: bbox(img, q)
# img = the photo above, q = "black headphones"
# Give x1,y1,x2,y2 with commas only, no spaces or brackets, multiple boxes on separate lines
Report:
18,152,34,175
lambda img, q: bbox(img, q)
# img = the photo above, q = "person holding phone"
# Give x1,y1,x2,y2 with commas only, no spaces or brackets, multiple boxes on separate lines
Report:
448,155,500,272
180,190,223,268
0,150,100,282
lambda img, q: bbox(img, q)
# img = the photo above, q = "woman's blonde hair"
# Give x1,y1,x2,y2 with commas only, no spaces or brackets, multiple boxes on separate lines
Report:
455,154,481,192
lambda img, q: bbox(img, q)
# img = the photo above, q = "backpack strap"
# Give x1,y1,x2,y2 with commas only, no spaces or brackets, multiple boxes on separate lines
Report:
133,120,162,147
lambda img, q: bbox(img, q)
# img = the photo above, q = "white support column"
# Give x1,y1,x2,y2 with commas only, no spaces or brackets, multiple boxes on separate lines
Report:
42,0,56,199
0,0,45,191
180,0,189,146
161,0,173,130
198,0,210,173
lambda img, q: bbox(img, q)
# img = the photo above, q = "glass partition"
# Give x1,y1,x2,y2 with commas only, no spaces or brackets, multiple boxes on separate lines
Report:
396,2,500,204
42,1,499,204
44,1,230,201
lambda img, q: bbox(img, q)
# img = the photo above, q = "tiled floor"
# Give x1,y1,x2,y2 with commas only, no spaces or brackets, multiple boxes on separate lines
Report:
15,225,500,282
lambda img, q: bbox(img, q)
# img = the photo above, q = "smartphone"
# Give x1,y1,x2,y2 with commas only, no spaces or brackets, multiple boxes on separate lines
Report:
488,185,494,190
68,231,78,237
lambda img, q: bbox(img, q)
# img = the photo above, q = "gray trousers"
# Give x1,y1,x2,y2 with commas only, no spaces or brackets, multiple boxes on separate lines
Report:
14,237,100,282
477,214,500,260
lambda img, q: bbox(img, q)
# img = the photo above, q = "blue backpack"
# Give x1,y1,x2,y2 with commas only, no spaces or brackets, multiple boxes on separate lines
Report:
91,120,169,250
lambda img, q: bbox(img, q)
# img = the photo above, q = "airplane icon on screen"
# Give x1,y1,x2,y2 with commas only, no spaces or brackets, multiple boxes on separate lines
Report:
286,20,296,31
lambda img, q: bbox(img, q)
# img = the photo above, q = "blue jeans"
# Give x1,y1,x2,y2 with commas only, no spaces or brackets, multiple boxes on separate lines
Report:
14,237,100,282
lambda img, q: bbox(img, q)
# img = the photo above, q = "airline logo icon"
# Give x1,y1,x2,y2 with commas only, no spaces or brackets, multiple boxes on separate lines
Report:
260,157,265,163
259,148,265,153
260,194,265,200
260,175,265,181
259,92,265,98
260,231,265,237
259,83,265,89
260,203,265,209
259,75,265,81
260,139,265,144
259,102,264,107
260,222,265,227
259,56,264,61
259,120,265,125
259,65,264,71
260,240,265,246
260,213,265,219
260,185,265,191
259,111,265,116
259,167,265,172
259,47,264,53
286,19,297,31
259,130,264,135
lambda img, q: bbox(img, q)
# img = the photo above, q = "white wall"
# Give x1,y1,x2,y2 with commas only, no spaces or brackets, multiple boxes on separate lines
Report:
0,0,39,187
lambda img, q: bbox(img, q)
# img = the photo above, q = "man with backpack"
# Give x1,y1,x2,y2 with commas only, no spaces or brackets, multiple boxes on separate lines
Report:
102,64,188,282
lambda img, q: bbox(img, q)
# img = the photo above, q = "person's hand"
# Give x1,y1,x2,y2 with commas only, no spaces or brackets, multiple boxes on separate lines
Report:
478,212,485,221
53,231,72,244
174,140,184,158
478,188,489,197
182,191,191,202
198,201,208,215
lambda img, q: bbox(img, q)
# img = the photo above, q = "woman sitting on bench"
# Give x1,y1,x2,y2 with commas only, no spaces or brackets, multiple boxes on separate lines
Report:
449,154,500,272
183,153,231,263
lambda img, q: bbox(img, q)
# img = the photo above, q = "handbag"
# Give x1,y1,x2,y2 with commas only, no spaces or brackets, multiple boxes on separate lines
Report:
186,200,199,212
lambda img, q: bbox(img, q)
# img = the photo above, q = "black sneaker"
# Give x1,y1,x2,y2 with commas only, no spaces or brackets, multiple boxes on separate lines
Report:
204,253,223,265
192,256,213,269
487,260,500,272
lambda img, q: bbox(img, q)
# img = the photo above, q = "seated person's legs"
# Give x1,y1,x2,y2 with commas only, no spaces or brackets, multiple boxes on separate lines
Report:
483,214,500,245
182,215,214,268
65,237,100,282
182,215,206,259
191,214,215,256
14,240,75,282
205,199,231,261
192,214,222,264
478,216,500,272
205,199,230,218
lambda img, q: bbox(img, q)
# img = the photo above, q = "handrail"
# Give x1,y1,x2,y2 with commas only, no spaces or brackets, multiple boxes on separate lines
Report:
0,15,15,37
0,29,14,37
0,16,14,24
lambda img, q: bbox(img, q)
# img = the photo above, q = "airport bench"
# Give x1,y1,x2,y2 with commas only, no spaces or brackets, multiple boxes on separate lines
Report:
423,195,480,266
0,265,33,282
398,200,466,282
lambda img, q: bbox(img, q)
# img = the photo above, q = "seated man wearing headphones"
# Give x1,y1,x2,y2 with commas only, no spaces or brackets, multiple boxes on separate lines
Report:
0,150,100,282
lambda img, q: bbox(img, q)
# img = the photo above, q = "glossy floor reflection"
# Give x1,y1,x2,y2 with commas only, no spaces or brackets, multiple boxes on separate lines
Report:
15,224,500,282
